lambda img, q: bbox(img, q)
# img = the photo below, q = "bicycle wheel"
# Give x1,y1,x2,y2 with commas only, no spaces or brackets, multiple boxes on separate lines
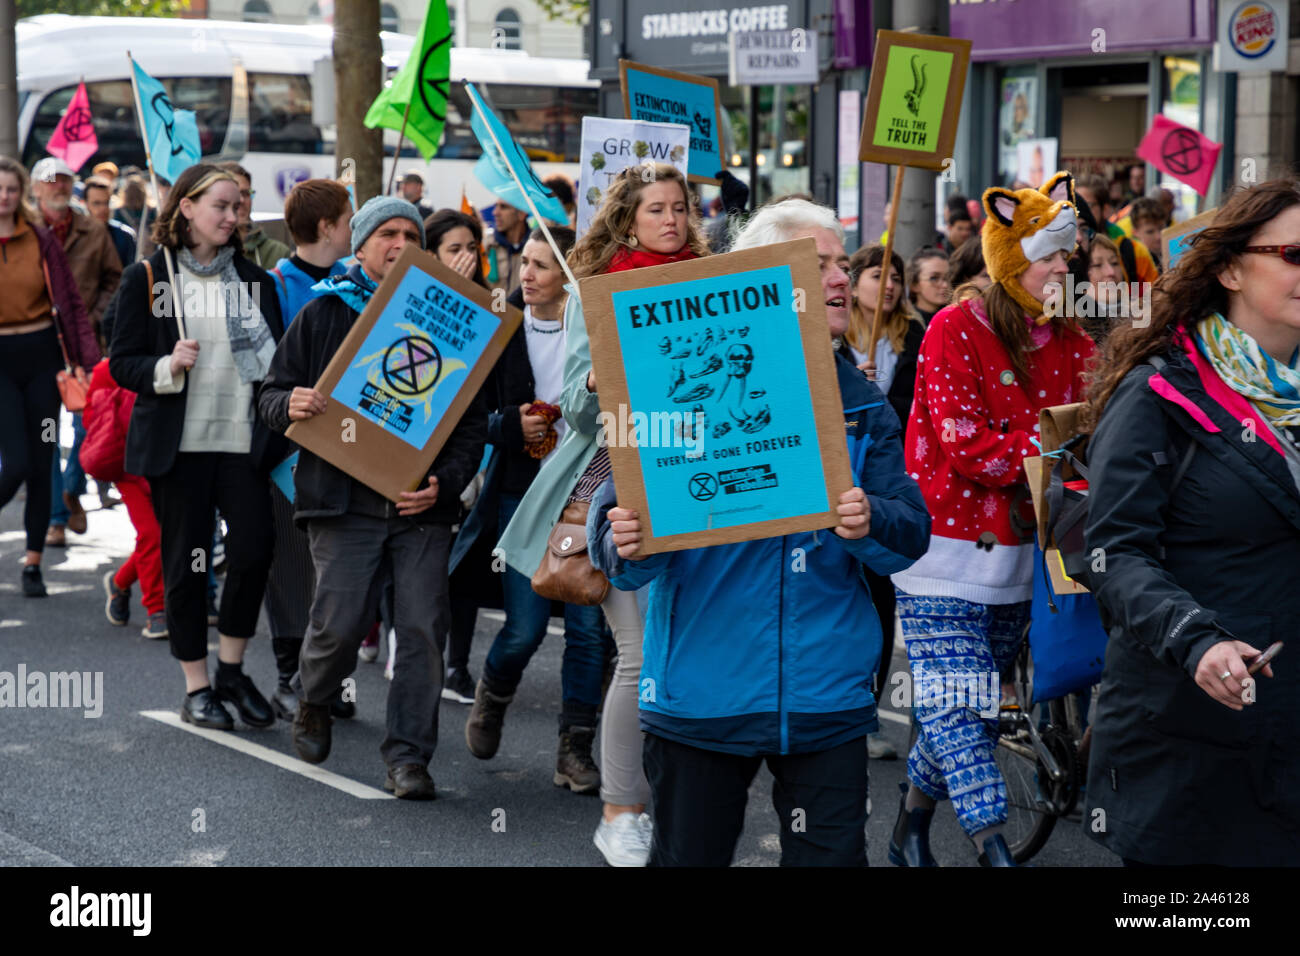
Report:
994,640,1058,863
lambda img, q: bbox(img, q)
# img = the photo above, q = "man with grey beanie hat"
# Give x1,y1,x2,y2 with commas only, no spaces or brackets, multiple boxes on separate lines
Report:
258,194,487,799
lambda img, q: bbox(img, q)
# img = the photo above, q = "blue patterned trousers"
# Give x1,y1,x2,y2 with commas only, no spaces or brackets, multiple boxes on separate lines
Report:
895,590,1032,837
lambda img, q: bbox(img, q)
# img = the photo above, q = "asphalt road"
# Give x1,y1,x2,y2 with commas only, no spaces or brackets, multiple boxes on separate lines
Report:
0,481,1119,867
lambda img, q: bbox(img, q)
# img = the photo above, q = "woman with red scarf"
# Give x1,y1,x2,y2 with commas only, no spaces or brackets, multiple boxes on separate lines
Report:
487,164,709,865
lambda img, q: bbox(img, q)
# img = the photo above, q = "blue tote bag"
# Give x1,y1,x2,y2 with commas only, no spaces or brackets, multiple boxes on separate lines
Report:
1028,547,1108,703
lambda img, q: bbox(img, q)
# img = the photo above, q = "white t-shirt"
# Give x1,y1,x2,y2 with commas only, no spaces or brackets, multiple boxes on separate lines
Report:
523,305,567,465
846,337,900,396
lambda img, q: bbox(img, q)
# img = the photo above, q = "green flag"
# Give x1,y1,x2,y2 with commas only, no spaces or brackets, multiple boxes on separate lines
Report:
364,2,452,160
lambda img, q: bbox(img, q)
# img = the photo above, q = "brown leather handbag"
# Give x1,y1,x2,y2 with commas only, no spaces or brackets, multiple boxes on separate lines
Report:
530,500,610,606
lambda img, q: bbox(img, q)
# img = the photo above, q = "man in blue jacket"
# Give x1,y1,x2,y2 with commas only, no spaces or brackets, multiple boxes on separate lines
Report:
590,198,931,866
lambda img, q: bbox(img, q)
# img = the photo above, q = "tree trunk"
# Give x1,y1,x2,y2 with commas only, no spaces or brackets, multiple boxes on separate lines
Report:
334,0,382,207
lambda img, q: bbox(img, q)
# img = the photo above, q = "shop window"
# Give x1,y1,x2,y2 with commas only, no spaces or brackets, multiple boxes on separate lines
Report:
381,3,400,33
717,84,807,208
493,8,523,51
242,0,272,24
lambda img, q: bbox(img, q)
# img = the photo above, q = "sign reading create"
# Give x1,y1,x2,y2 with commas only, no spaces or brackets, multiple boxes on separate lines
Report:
581,238,851,554
728,29,819,85
577,116,691,237
1215,1,1289,73
859,30,971,171
620,59,724,184
286,246,521,502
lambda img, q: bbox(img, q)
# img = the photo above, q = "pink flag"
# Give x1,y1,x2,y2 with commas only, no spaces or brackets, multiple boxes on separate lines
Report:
46,81,98,172
1136,114,1221,197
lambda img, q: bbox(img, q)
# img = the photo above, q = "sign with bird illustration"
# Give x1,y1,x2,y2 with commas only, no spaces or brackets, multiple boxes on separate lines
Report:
858,31,971,170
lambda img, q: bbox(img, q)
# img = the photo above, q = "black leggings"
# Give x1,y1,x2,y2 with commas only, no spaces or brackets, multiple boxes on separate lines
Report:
0,326,63,553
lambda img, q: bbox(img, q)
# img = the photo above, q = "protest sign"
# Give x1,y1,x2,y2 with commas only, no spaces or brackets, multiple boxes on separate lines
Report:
858,31,971,171
286,246,521,502
1163,207,1217,271
581,238,852,555
1136,114,1222,197
619,60,724,185
577,116,691,237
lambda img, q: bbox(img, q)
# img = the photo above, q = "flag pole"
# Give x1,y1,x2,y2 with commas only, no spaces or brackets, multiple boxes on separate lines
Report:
127,51,185,341
864,164,906,381
385,97,414,196
464,81,580,298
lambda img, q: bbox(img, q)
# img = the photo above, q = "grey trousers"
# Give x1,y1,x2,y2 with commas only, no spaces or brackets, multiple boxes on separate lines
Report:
295,512,450,768
599,586,652,807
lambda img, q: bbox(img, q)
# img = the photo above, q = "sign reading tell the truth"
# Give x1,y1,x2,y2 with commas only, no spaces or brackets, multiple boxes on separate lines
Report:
286,246,522,502
581,238,852,555
859,30,971,171
620,59,724,184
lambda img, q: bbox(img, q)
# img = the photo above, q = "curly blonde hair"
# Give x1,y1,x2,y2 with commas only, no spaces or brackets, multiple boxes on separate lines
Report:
568,164,709,279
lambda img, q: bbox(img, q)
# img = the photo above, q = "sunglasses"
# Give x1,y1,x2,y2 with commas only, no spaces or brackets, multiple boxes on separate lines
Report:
1244,245,1300,265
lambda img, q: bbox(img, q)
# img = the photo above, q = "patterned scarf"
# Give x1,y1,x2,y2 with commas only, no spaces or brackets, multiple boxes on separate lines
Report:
1194,311,1300,426
312,262,377,314
177,245,275,384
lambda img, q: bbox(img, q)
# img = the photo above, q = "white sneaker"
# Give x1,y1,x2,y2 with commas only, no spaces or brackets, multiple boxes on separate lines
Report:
593,812,653,867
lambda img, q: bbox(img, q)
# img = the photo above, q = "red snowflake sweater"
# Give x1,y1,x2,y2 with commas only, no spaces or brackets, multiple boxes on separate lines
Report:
891,297,1094,604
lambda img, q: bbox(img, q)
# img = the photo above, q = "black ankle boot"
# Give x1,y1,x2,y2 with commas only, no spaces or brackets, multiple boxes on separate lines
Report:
977,833,1017,867
888,782,938,867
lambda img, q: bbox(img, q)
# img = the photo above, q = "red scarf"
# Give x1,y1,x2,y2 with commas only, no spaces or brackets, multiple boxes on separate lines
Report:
607,244,698,273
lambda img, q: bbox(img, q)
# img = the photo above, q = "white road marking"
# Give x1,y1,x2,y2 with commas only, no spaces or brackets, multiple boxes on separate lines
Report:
0,827,73,866
139,710,396,800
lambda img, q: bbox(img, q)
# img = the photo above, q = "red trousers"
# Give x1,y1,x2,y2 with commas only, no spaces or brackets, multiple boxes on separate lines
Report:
113,476,164,615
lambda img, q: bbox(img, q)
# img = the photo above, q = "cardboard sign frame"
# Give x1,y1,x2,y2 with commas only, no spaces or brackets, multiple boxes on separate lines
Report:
858,30,972,170
580,238,853,556
1162,207,1217,271
285,244,522,502
619,59,724,185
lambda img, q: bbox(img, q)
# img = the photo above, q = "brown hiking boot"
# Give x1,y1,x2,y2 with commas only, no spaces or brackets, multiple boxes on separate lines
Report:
464,679,513,759
554,725,600,794
292,700,332,764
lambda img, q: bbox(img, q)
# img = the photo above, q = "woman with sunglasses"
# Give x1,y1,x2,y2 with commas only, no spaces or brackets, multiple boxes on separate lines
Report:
1080,177,1300,866
108,163,285,730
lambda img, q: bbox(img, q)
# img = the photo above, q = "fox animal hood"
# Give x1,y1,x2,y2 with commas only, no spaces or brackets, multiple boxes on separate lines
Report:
981,171,1078,314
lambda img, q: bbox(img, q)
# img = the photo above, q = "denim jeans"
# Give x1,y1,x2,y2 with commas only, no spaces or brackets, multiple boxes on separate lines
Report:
49,411,86,524
483,494,610,721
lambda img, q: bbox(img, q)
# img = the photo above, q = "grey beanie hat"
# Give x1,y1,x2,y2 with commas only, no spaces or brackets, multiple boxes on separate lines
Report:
350,195,426,254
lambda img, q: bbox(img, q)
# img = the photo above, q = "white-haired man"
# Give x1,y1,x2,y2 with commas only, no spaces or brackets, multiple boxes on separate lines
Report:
587,198,931,866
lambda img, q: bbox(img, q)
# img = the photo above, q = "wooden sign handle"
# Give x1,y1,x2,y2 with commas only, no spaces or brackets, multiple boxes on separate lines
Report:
864,165,906,380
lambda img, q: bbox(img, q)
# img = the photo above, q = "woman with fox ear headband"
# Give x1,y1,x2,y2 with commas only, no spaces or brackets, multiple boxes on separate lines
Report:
887,172,1096,867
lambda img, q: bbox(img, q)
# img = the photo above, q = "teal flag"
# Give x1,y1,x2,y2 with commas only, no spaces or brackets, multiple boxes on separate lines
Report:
465,81,568,223
131,59,201,183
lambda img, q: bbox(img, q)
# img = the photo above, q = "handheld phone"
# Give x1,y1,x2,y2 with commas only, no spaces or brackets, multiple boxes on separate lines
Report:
1247,641,1283,676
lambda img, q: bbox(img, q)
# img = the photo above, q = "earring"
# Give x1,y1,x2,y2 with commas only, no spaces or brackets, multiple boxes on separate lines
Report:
628,234,638,247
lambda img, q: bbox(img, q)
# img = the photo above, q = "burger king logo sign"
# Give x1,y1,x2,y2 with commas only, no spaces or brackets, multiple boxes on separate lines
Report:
1218,0,1288,71
1229,2,1278,58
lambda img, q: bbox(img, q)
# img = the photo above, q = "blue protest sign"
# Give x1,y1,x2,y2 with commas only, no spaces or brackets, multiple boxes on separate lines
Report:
130,59,202,183
581,239,852,554
1162,207,1215,271
285,246,523,503
270,451,298,502
465,81,569,223
332,266,497,449
620,60,724,184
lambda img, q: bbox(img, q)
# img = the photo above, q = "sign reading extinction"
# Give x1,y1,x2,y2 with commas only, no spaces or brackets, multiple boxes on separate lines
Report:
620,59,724,184
859,31,971,171
581,238,852,554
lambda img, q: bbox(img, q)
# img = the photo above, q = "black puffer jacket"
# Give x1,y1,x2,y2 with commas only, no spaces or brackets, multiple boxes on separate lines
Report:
258,288,486,527
1082,344,1300,865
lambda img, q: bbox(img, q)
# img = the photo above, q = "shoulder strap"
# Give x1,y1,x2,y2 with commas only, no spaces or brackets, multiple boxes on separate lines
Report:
144,259,155,314
271,266,288,299
40,256,73,369
1169,437,1198,493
